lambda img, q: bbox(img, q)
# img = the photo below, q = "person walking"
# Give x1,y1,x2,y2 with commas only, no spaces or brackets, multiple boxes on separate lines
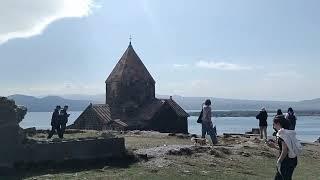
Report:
47,106,62,139
201,99,218,144
285,107,297,130
268,115,302,180
59,105,70,138
256,107,268,140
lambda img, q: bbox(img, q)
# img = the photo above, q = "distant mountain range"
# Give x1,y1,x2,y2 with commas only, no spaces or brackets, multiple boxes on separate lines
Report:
7,94,93,112
6,94,320,112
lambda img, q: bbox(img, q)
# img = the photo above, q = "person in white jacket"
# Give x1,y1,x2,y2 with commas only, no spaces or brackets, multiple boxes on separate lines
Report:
201,99,218,144
268,115,302,180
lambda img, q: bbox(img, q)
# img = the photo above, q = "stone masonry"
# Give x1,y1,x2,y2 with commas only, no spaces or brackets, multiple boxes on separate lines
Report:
0,97,126,169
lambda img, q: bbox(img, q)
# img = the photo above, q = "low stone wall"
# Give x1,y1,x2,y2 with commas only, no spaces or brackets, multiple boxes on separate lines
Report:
0,97,126,169
23,137,125,163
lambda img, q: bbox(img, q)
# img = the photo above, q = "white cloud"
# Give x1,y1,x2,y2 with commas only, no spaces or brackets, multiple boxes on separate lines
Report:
173,64,189,68
2,82,103,96
195,60,253,70
0,0,95,44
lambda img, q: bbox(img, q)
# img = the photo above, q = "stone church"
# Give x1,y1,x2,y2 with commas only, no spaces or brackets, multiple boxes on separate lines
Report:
69,42,189,133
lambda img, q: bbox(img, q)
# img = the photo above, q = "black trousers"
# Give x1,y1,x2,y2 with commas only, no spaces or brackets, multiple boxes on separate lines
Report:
60,123,67,138
47,125,62,139
274,157,297,180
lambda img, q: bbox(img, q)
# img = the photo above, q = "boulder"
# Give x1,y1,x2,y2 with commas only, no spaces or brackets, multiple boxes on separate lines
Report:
251,128,260,134
24,127,37,136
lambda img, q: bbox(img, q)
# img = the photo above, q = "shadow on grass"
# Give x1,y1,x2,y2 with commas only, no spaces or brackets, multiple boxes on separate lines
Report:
0,151,138,180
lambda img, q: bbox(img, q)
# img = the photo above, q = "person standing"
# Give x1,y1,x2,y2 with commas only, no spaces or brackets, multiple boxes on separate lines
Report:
268,115,302,180
47,106,62,139
277,109,283,116
201,99,218,144
59,105,70,138
256,107,268,140
285,107,297,130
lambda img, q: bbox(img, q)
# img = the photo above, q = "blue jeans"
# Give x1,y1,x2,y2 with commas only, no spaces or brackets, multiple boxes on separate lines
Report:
201,121,218,144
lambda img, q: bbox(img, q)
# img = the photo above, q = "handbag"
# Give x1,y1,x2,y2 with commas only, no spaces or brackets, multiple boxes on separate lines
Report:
197,109,203,123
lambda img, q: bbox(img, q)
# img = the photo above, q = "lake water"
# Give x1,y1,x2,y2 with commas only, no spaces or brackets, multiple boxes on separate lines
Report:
19,111,320,142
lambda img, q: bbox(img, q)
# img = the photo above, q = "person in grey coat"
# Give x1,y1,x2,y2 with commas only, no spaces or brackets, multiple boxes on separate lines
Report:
201,99,218,144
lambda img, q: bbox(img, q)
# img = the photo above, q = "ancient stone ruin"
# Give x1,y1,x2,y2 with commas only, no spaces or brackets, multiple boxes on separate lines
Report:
0,97,125,169
70,43,189,133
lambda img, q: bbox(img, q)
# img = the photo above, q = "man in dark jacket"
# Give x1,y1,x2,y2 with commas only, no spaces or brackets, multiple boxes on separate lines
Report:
47,106,62,139
59,105,70,138
286,107,297,130
256,107,268,140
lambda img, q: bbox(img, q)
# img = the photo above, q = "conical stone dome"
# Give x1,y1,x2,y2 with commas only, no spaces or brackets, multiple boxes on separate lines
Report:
106,43,155,84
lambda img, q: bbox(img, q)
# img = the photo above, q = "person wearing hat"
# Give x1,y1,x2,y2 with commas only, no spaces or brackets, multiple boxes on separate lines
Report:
59,105,70,138
256,107,268,140
47,105,62,139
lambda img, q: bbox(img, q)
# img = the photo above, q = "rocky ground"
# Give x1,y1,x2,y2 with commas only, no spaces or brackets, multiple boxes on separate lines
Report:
5,130,320,180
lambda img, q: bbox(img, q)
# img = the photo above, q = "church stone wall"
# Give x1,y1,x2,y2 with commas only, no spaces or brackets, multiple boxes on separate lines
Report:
106,80,155,119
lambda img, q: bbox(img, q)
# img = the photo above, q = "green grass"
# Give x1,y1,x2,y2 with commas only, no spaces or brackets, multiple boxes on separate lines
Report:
6,131,320,180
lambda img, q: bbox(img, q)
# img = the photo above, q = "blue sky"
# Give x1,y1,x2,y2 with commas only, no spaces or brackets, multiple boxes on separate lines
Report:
0,0,319,101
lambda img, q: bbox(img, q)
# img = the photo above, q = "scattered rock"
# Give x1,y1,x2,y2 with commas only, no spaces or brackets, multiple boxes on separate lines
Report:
167,147,193,156
190,134,198,138
260,151,276,158
253,138,261,143
182,170,192,175
315,137,320,143
52,138,62,142
149,168,159,173
240,170,256,175
37,134,47,138
209,149,224,158
24,127,37,136
201,170,209,174
209,162,217,167
176,133,189,139
64,129,86,134
100,132,115,138
251,128,260,134
241,152,251,157
215,147,232,155
192,146,211,153
168,133,176,136
144,158,172,168
133,130,142,135
136,153,149,161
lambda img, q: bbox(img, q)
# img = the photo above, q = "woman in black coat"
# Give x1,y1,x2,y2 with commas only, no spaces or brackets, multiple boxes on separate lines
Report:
256,107,268,140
